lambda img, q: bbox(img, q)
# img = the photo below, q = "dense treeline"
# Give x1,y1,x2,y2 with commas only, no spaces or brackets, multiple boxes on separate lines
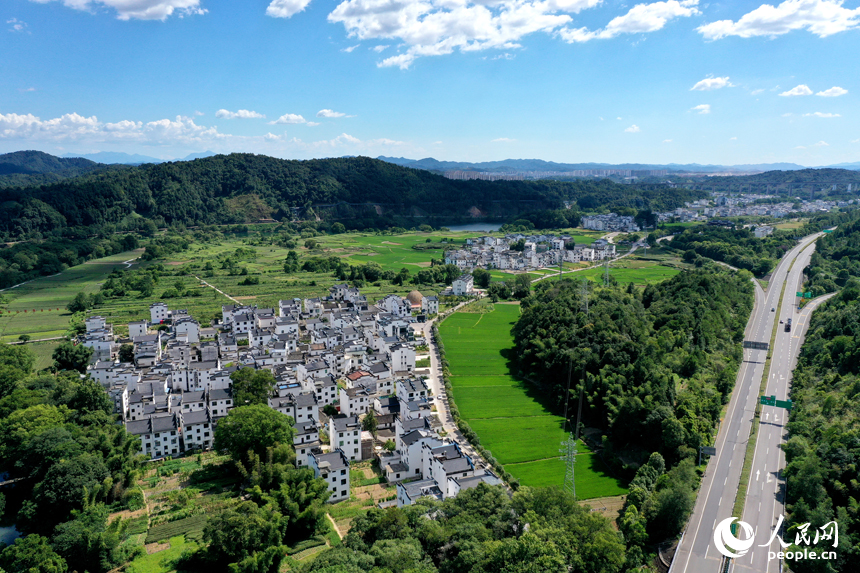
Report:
666,168,860,192
0,234,139,290
0,344,144,573
783,282,860,572
669,225,798,275
0,150,114,189
0,153,706,241
804,211,860,295
299,484,627,573
510,267,752,539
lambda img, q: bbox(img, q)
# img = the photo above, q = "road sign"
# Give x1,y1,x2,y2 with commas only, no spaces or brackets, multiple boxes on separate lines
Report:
701,446,716,456
743,340,769,350
823,230,833,233
796,291,812,298
775,399,793,410
760,395,776,406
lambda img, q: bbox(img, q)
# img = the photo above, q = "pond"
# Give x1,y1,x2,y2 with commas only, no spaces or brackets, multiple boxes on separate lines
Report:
445,222,503,232
0,524,21,545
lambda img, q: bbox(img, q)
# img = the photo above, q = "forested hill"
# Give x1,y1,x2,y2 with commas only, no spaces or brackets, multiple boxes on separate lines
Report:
0,153,706,240
0,150,113,189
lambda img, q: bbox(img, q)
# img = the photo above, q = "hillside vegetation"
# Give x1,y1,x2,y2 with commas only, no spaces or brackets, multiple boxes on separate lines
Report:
0,150,113,189
0,153,706,240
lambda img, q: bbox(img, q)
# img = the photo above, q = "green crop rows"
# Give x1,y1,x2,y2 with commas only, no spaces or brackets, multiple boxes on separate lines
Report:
439,303,627,498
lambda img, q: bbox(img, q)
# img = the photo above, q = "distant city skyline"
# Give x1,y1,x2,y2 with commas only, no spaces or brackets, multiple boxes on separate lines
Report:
2,0,858,165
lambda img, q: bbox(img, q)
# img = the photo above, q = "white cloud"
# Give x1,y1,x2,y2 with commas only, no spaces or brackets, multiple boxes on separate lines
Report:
19,87,36,92
264,132,282,141
560,0,700,43
814,140,829,146
803,111,841,117
625,124,640,132
372,45,390,52
853,138,860,143
269,113,307,124
817,86,848,97
329,0,603,69
663,139,672,142
779,84,813,96
795,145,806,149
215,109,265,119
690,76,733,91
0,112,223,144
750,88,765,95
692,104,711,114
266,0,313,18
491,137,516,142
194,110,205,116
782,112,794,116
698,0,860,40
31,0,207,21
317,109,353,118
617,116,622,120
306,121,321,126
7,18,28,32
343,44,360,52
730,136,737,140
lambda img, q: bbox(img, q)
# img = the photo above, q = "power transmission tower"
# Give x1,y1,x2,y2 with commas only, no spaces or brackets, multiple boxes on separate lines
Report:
603,258,610,286
560,280,589,498
560,432,578,497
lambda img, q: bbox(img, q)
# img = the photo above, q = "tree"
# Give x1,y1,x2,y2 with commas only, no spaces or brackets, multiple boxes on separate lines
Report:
304,238,318,250
118,343,134,364
486,281,510,302
230,368,276,406
472,268,491,289
512,274,531,299
214,405,295,468
283,250,299,273
362,411,378,438
203,501,286,568
52,342,93,373
51,504,127,573
323,404,338,417
66,292,89,313
331,222,346,234
19,334,31,343
0,534,68,573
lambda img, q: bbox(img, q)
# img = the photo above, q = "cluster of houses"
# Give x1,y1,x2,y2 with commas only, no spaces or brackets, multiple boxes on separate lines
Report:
85,285,500,507
443,234,617,272
580,213,641,232
656,193,856,224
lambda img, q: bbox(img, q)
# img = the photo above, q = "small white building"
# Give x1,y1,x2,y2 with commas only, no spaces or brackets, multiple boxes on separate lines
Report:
329,415,362,461
150,303,169,324
129,320,148,339
421,296,439,315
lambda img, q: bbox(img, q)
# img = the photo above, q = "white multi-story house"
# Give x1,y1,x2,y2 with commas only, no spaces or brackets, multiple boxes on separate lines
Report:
309,450,350,503
452,274,474,296
150,303,170,324
421,296,439,315
126,413,181,459
181,409,214,451
330,416,362,461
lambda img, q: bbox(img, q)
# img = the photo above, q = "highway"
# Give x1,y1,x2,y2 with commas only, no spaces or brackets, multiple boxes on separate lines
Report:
733,244,836,573
671,232,824,573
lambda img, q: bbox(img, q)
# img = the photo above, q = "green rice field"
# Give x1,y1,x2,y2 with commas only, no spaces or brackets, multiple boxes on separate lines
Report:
438,303,627,497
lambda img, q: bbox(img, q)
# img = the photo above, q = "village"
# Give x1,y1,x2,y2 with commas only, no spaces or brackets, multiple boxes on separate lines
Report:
443,233,618,272
80,283,503,510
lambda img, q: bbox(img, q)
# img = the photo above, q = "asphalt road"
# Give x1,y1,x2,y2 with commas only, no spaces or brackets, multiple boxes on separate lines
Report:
733,246,837,573
671,232,824,573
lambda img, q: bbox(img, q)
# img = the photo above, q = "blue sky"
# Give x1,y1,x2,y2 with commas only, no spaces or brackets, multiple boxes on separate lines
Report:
2,0,858,165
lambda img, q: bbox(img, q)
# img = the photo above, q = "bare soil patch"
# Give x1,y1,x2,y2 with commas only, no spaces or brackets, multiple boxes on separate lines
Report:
145,541,170,554
579,495,626,525
234,296,257,300
381,241,402,245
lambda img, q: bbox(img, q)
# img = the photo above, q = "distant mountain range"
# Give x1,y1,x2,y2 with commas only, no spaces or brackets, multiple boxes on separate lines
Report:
377,156,860,173
61,150,217,165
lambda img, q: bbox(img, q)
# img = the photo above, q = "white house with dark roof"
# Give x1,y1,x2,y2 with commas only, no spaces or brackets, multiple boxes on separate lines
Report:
182,409,214,451
452,274,474,296
329,415,362,461
309,450,350,502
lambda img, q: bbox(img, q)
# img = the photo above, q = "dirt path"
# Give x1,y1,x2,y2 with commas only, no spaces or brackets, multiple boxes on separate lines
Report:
194,275,240,303
326,513,343,540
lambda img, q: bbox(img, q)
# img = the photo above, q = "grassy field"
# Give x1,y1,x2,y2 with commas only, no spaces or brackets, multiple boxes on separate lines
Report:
439,303,627,498
125,535,197,573
0,249,144,342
